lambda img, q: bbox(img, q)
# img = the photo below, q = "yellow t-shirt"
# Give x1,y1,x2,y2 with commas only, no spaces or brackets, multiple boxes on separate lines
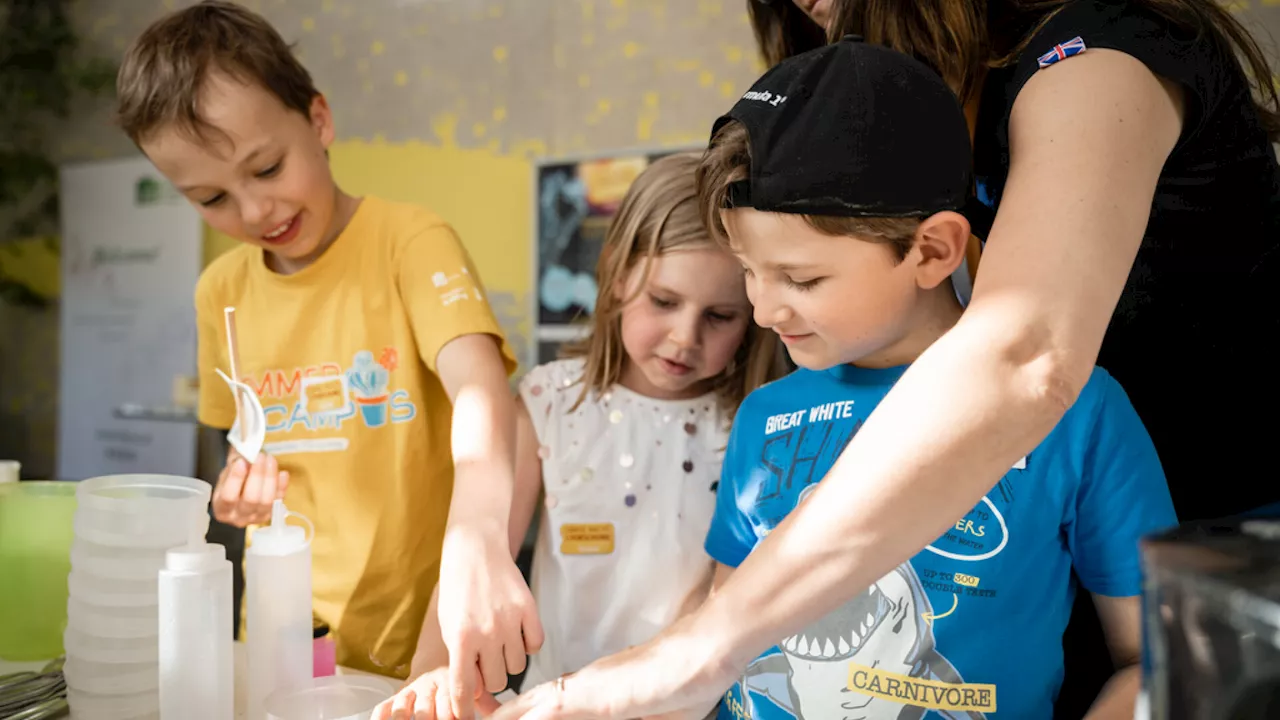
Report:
196,196,516,678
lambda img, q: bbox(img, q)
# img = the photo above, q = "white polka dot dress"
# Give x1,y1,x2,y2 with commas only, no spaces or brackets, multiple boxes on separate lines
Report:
517,358,727,689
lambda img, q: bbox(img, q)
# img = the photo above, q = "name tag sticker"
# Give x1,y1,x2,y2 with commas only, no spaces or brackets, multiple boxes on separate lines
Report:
301,375,350,418
560,523,615,555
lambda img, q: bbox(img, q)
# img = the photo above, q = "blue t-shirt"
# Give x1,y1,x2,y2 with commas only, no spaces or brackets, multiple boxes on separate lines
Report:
707,363,1176,720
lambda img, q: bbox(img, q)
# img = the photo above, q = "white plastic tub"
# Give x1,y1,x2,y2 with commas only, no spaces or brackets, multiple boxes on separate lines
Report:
67,569,158,607
74,503,208,542
73,510,209,549
63,626,159,664
70,538,168,580
264,676,397,720
67,687,159,720
66,596,158,638
76,474,211,512
63,654,159,695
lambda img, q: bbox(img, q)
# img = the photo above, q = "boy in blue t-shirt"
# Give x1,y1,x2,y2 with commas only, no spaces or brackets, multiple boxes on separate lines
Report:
695,37,1176,718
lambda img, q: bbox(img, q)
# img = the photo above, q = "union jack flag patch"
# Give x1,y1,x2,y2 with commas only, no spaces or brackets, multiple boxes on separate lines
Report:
1037,36,1087,68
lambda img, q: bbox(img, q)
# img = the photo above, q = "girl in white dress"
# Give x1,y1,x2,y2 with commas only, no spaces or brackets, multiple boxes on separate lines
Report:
377,152,786,720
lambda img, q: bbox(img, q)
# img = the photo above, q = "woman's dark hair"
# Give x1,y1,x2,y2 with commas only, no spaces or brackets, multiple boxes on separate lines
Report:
748,0,1280,138
747,0,828,69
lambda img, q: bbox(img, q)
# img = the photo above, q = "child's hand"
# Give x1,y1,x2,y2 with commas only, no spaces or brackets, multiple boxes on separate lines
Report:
438,523,544,719
373,666,501,720
488,612,734,720
211,450,289,527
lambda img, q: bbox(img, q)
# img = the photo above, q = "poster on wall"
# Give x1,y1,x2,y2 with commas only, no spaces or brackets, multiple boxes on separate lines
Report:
57,156,201,480
534,145,701,360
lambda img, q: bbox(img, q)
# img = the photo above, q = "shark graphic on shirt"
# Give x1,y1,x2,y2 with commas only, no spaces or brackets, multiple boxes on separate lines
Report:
733,485,989,720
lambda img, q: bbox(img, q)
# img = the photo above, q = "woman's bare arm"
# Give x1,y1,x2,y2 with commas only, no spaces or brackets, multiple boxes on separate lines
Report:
488,49,1185,720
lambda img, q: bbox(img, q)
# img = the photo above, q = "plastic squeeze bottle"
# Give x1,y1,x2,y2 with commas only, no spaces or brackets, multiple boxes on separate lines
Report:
158,537,234,720
245,499,313,720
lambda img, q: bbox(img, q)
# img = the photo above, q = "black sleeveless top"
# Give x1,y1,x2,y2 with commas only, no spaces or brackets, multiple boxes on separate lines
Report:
973,0,1280,524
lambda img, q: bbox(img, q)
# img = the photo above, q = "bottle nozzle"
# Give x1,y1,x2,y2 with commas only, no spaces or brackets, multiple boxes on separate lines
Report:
271,498,287,531
248,497,310,555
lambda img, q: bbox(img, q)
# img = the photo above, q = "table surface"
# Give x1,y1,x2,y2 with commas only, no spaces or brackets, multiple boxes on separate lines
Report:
0,642,400,719
1,644,518,719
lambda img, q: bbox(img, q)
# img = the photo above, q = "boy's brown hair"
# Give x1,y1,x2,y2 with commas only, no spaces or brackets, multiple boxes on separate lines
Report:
116,0,319,145
696,120,920,261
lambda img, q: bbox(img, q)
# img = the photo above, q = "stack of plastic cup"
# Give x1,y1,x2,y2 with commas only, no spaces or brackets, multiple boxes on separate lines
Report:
63,474,211,720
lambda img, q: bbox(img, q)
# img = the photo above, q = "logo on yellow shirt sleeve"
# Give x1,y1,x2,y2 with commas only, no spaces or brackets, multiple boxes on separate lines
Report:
432,266,483,306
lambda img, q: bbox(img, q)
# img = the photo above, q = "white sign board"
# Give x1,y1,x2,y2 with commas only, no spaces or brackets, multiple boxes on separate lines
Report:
57,156,201,479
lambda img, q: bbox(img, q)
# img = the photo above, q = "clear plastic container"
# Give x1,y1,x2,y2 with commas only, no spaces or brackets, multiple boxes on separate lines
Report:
73,511,210,549
68,706,160,720
70,474,210,551
158,540,233,720
64,626,159,664
70,539,168,580
264,676,396,720
61,475,212,718
247,500,315,720
72,474,210,548
74,503,209,542
67,688,160,720
68,569,158,607
63,655,159,695
76,474,211,512
66,574,158,609
69,705,160,720
66,596,158,638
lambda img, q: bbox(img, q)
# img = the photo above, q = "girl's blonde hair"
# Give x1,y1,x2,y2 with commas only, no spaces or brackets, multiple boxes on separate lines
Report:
564,151,787,414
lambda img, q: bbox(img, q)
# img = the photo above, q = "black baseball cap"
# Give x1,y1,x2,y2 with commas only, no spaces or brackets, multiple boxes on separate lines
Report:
713,35,993,238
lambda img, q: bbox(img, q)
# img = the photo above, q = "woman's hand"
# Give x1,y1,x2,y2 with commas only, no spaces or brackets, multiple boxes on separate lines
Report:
488,612,737,720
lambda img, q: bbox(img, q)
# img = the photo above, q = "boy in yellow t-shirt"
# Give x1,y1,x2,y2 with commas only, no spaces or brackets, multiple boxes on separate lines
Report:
115,1,543,686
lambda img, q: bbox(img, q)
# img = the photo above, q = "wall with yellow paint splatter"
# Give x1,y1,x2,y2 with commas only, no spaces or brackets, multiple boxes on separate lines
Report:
4,0,1280,477
62,0,767,158
1,0,769,477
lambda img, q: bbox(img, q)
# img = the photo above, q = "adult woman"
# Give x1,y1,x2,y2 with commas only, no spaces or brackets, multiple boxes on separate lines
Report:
750,3,1280,718
490,1,1280,718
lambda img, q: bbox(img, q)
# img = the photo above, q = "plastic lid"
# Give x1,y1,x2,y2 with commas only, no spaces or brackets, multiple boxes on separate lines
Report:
264,676,395,720
249,499,311,556
164,540,227,573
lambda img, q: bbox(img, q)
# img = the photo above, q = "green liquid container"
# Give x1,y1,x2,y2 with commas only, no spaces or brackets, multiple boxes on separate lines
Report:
0,481,78,661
